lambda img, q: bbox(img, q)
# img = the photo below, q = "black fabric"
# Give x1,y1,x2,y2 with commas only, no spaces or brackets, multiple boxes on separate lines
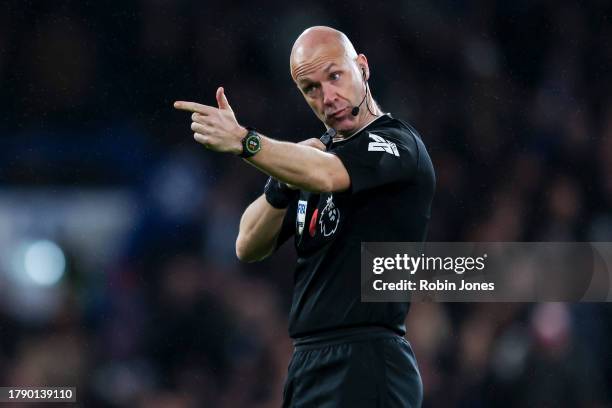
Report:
280,113,436,338
282,328,423,408
264,176,299,209
331,117,419,194
275,198,298,250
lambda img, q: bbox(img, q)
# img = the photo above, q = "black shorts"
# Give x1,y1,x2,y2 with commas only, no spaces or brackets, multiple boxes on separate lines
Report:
282,327,423,408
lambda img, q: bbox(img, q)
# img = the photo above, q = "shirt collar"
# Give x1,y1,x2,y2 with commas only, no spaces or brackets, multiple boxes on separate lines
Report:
331,113,391,144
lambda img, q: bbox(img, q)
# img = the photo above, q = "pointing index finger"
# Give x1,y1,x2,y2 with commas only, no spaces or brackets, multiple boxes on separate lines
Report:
173,101,214,115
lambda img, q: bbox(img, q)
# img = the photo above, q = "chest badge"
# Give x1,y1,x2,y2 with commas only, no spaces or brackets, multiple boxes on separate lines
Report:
297,200,308,235
319,195,340,237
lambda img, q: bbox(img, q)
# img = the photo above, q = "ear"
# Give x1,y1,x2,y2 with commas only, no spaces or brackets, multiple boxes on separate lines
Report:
356,53,369,81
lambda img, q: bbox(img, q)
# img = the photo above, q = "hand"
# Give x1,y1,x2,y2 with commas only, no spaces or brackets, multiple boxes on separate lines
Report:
174,87,247,155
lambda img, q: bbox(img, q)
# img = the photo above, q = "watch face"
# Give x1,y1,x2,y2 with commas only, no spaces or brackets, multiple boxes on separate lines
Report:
245,134,261,154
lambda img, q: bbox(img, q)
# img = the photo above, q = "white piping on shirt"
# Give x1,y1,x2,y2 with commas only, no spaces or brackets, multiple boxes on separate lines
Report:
331,113,391,144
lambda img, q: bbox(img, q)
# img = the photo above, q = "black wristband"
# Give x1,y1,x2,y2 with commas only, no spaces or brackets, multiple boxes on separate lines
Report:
264,177,298,209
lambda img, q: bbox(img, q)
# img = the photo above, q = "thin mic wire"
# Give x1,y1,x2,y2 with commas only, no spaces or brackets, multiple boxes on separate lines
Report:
364,82,379,117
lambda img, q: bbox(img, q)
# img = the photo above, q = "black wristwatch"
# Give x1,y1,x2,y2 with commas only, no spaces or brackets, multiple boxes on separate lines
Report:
239,127,262,158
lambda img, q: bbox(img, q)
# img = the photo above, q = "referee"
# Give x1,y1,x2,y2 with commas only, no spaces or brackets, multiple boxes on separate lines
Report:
174,26,434,407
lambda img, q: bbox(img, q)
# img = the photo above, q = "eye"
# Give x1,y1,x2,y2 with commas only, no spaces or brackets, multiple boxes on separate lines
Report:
330,72,341,80
303,84,318,95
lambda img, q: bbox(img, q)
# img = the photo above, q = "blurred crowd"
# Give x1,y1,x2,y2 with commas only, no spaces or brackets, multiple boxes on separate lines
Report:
1,0,611,406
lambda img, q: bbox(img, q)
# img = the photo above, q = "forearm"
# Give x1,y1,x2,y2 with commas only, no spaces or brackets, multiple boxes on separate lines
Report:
245,135,348,193
236,194,287,262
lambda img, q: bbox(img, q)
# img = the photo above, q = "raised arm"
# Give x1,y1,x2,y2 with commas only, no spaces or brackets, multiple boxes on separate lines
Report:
174,88,352,262
245,135,349,192
173,88,350,193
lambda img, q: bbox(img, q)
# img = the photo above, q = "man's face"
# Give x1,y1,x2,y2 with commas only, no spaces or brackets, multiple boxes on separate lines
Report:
292,52,365,133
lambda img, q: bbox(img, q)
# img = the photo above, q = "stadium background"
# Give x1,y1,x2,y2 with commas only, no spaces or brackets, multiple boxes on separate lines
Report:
1,0,611,406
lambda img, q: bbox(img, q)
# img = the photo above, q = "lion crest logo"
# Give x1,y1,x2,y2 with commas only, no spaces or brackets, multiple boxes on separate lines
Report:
319,195,340,237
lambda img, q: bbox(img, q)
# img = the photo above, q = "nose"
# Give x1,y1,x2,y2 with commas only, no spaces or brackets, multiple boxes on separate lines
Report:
321,82,336,106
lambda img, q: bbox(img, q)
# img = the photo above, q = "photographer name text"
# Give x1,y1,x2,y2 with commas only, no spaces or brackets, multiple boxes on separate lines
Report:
371,254,494,292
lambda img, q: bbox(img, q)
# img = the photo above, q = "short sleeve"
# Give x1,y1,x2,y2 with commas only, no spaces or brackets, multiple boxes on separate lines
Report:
274,197,297,250
331,129,419,194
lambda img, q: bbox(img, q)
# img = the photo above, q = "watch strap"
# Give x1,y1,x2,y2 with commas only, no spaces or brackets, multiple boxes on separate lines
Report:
239,127,261,158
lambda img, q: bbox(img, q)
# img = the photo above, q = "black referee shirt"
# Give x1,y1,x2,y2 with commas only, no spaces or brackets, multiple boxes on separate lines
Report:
277,113,435,338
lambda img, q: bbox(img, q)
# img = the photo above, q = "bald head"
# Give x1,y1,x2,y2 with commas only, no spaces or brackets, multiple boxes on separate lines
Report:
290,26,358,81
288,26,379,134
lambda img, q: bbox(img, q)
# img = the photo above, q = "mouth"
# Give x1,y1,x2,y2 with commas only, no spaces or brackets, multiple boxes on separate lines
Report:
326,107,349,120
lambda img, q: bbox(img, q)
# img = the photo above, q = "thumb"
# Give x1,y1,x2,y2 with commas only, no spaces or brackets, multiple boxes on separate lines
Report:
216,86,233,111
